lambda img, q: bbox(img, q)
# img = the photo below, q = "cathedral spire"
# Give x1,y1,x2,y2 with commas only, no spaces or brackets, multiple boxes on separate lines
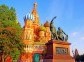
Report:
32,2,39,24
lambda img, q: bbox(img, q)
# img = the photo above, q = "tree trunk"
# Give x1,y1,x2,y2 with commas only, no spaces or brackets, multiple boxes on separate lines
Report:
2,54,4,62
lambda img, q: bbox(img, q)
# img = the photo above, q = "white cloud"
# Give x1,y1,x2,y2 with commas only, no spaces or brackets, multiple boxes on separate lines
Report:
80,37,84,40
71,32,78,37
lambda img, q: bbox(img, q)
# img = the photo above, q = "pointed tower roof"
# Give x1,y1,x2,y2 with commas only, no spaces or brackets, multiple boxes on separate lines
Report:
32,2,39,24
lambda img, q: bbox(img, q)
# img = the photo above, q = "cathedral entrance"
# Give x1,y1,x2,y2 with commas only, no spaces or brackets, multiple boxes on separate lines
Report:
33,53,40,62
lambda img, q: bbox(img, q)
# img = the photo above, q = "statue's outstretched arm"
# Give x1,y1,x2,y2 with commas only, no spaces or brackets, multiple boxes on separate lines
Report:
51,16,57,23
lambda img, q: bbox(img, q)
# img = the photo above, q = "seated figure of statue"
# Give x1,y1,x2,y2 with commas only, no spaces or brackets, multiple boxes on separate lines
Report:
57,27,64,41
50,16,58,40
65,35,68,41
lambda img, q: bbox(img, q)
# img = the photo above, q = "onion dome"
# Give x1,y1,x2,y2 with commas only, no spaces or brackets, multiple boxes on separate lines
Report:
39,25,46,31
27,13,34,20
44,21,50,27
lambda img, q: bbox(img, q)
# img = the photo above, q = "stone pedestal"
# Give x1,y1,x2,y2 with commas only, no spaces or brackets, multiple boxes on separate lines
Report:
43,40,75,62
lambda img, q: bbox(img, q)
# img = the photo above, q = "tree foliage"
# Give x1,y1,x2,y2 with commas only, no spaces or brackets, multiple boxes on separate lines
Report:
0,4,24,60
75,54,84,62
0,4,16,21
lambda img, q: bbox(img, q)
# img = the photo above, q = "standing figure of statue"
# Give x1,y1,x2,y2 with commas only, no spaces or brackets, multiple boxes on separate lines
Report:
50,16,58,40
57,27,64,41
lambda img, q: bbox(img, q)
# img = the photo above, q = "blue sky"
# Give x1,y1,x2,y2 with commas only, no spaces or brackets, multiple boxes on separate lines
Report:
0,0,84,55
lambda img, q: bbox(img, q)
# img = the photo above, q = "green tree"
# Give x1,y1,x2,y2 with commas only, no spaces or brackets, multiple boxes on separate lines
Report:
0,4,24,61
0,4,16,21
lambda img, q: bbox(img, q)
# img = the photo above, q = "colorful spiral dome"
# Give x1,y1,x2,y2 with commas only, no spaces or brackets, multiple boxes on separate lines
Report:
44,21,50,27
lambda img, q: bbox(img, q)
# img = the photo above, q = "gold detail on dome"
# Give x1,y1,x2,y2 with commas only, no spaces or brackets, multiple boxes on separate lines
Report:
39,25,46,31
44,21,50,27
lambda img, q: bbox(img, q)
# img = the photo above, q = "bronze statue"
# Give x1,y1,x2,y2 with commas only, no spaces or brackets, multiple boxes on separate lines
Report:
57,27,64,41
61,28,68,41
65,35,68,41
50,16,68,41
50,16,58,40
57,27,68,41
